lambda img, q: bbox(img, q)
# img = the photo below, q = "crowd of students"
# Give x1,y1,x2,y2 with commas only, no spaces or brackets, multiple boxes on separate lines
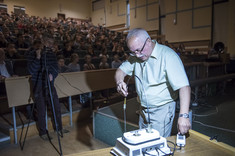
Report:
0,10,130,81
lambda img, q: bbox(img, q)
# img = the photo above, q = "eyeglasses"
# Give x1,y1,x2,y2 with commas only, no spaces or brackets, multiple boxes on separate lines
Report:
129,37,149,56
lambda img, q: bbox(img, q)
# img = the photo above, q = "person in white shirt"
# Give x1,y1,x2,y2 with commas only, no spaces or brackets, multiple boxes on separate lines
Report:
115,28,191,137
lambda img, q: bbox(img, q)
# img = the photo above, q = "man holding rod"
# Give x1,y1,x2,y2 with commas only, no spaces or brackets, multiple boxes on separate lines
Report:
115,28,191,137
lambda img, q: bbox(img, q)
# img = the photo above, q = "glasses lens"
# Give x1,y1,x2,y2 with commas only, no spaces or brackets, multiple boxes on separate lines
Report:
129,52,135,56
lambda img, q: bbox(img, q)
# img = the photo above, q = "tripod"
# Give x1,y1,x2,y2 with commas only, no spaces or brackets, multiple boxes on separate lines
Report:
19,48,63,156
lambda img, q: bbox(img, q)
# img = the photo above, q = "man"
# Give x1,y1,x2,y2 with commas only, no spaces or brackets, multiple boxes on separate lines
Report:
115,28,191,137
27,39,68,141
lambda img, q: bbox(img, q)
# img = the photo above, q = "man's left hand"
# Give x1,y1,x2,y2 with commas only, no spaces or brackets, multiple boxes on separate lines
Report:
177,117,191,134
49,74,53,81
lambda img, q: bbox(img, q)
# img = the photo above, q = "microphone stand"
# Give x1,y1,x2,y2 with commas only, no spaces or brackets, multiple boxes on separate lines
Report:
44,48,63,156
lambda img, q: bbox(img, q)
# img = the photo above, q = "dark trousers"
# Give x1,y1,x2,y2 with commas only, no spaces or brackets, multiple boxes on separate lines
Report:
33,83,62,136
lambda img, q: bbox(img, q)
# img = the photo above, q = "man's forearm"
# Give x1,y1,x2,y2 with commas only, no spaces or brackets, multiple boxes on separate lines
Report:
179,85,191,114
115,68,126,84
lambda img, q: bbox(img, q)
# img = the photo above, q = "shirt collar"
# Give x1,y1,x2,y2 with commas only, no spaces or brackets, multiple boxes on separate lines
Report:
150,40,159,59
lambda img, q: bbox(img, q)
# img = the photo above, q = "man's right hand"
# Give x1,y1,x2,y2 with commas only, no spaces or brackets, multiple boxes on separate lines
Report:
116,80,128,97
36,49,41,59
0,75,6,81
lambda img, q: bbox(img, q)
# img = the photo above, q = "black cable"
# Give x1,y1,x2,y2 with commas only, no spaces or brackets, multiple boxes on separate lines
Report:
132,75,151,126
142,150,156,156
167,140,176,156
50,65,85,94
155,146,172,156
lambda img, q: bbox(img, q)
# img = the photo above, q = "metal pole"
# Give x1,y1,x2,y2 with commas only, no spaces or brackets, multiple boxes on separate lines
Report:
68,96,73,126
46,105,48,130
12,107,17,144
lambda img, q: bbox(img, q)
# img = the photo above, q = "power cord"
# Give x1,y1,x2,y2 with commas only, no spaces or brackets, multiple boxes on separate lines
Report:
193,106,218,117
193,120,235,133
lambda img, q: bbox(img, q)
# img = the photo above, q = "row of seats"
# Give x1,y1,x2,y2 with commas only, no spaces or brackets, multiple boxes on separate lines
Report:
6,57,121,76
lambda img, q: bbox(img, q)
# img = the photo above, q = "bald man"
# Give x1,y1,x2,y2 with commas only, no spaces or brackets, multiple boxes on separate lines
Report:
115,28,191,137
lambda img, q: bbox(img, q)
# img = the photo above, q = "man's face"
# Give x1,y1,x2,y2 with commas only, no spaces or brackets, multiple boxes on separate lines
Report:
127,37,152,61
58,59,65,67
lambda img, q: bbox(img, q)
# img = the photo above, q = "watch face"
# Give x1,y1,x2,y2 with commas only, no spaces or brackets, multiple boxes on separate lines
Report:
180,113,189,118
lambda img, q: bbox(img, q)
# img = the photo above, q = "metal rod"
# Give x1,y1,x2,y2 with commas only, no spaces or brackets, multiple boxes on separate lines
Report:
68,96,72,126
12,107,17,144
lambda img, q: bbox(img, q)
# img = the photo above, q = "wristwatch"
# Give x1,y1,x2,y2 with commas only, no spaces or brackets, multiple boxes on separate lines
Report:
179,113,189,118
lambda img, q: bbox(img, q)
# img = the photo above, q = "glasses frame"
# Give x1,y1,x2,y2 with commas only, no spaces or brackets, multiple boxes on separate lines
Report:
129,37,149,56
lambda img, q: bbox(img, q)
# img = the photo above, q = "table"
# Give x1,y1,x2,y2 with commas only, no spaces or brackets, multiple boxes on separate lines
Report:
66,130,235,156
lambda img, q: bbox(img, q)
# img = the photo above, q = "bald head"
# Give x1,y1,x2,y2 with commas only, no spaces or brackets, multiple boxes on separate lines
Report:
126,28,154,61
126,28,150,43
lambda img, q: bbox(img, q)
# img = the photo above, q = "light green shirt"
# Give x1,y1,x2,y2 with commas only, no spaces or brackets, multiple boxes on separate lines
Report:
119,41,189,107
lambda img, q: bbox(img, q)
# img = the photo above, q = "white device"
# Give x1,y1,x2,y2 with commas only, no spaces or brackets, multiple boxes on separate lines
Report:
176,134,186,147
111,128,171,156
123,128,160,145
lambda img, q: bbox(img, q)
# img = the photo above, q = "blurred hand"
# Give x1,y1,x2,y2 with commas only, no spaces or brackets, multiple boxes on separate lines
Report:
36,49,41,59
49,74,53,81
116,81,128,97
177,117,191,134
0,75,6,81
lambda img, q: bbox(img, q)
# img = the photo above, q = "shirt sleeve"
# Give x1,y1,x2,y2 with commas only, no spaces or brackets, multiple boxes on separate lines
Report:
165,51,189,91
119,59,135,76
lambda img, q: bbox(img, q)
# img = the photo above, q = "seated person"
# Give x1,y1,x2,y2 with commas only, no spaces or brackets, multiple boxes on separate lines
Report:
5,43,22,59
80,54,96,106
83,54,96,71
99,48,109,59
0,48,16,95
63,41,74,58
68,53,81,72
0,48,14,77
0,32,8,48
99,55,109,69
116,44,125,57
15,34,30,55
122,52,129,62
86,46,96,58
111,54,122,69
57,55,72,73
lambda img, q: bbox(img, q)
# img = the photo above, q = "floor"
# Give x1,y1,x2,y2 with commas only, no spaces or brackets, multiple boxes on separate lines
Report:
191,81,235,147
0,118,110,156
